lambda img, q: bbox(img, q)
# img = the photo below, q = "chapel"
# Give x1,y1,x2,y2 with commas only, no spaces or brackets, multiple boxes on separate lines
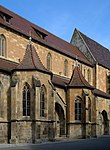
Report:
0,5,110,143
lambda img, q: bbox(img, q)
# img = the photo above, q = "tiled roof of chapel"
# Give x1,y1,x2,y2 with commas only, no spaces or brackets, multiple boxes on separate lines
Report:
16,43,51,74
68,66,94,89
52,66,94,89
93,89,110,99
0,57,18,73
0,5,92,67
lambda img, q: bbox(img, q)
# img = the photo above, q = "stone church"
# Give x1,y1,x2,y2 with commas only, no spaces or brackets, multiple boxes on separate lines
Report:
0,5,110,143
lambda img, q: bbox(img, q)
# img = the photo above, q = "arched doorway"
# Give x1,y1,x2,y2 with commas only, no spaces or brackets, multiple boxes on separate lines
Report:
55,103,65,137
102,110,109,135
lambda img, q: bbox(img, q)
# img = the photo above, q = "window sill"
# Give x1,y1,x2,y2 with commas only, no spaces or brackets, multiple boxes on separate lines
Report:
74,120,82,124
67,121,82,124
22,116,31,120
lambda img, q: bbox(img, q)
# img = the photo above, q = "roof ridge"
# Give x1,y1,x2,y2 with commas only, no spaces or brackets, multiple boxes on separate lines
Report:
78,67,89,86
77,67,86,85
30,44,37,69
68,67,75,85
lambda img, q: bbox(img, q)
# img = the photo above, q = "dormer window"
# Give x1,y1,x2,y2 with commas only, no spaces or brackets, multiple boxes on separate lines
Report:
32,27,47,40
37,31,44,39
0,11,12,24
4,15,11,23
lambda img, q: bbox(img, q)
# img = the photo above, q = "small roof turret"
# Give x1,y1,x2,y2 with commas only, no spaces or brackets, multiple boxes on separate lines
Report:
68,66,94,89
16,43,51,74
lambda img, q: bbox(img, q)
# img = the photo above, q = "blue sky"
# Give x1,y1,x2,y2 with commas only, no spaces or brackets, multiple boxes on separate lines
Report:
1,0,110,49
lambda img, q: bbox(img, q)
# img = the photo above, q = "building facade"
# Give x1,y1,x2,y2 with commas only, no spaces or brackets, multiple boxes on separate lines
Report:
0,5,110,143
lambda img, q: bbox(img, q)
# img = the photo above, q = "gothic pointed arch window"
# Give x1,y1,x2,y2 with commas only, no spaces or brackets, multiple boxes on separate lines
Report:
0,82,3,117
87,69,91,83
0,34,6,57
64,59,68,76
40,85,47,117
88,97,91,122
84,67,86,78
107,75,110,94
75,96,82,121
22,83,31,116
47,52,52,71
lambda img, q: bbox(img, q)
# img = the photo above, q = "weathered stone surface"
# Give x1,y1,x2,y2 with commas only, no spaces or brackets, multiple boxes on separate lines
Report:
0,12,110,144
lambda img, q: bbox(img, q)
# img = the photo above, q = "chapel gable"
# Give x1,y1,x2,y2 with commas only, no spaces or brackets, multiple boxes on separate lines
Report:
70,28,96,64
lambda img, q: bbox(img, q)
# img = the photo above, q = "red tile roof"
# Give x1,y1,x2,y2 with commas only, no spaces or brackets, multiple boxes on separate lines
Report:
16,43,51,74
68,66,94,89
93,89,110,99
0,5,92,67
52,66,94,89
0,57,18,73
78,30,110,69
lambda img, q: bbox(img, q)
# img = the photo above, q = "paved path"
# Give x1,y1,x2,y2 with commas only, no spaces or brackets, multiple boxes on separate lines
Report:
0,135,110,150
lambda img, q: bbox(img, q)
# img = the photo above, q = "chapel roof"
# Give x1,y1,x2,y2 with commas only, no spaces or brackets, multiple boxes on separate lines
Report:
68,66,94,89
77,29,110,69
15,43,51,74
93,89,110,99
0,5,92,67
0,57,18,73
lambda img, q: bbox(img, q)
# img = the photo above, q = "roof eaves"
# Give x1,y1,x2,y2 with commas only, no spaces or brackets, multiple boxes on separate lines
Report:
93,89,110,99
98,62,110,70
0,68,11,74
52,83,67,89
68,85,94,89
13,67,51,74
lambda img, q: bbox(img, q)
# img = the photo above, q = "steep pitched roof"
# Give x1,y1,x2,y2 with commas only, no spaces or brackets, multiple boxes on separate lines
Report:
77,29,110,69
0,5,92,67
16,43,51,74
93,89,110,99
68,66,94,89
0,58,18,73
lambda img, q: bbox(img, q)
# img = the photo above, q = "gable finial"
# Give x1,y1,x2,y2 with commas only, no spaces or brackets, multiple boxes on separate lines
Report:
29,30,32,44
29,36,32,44
75,55,78,67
